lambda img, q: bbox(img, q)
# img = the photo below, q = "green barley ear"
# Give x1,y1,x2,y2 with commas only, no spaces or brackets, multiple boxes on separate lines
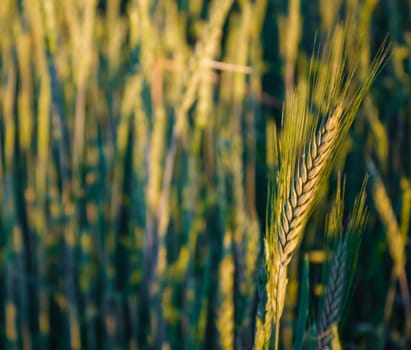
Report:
260,16,387,350
317,178,367,349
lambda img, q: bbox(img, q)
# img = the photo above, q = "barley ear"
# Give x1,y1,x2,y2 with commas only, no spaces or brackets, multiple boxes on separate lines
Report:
317,179,367,349
261,18,387,349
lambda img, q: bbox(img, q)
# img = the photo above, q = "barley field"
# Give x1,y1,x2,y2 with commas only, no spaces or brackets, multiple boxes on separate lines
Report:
0,0,410,349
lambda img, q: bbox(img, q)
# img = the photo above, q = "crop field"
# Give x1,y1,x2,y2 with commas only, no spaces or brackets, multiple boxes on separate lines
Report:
0,0,410,349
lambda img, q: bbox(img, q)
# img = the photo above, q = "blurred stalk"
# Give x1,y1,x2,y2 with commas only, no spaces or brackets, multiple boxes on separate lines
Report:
4,182,20,350
217,232,235,350
279,0,301,95
368,160,411,346
358,0,389,169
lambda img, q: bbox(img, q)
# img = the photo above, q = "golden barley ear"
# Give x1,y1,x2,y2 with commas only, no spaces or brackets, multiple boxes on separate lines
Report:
258,17,388,349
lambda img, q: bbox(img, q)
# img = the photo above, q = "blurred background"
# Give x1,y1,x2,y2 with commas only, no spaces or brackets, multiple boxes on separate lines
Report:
0,0,410,349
